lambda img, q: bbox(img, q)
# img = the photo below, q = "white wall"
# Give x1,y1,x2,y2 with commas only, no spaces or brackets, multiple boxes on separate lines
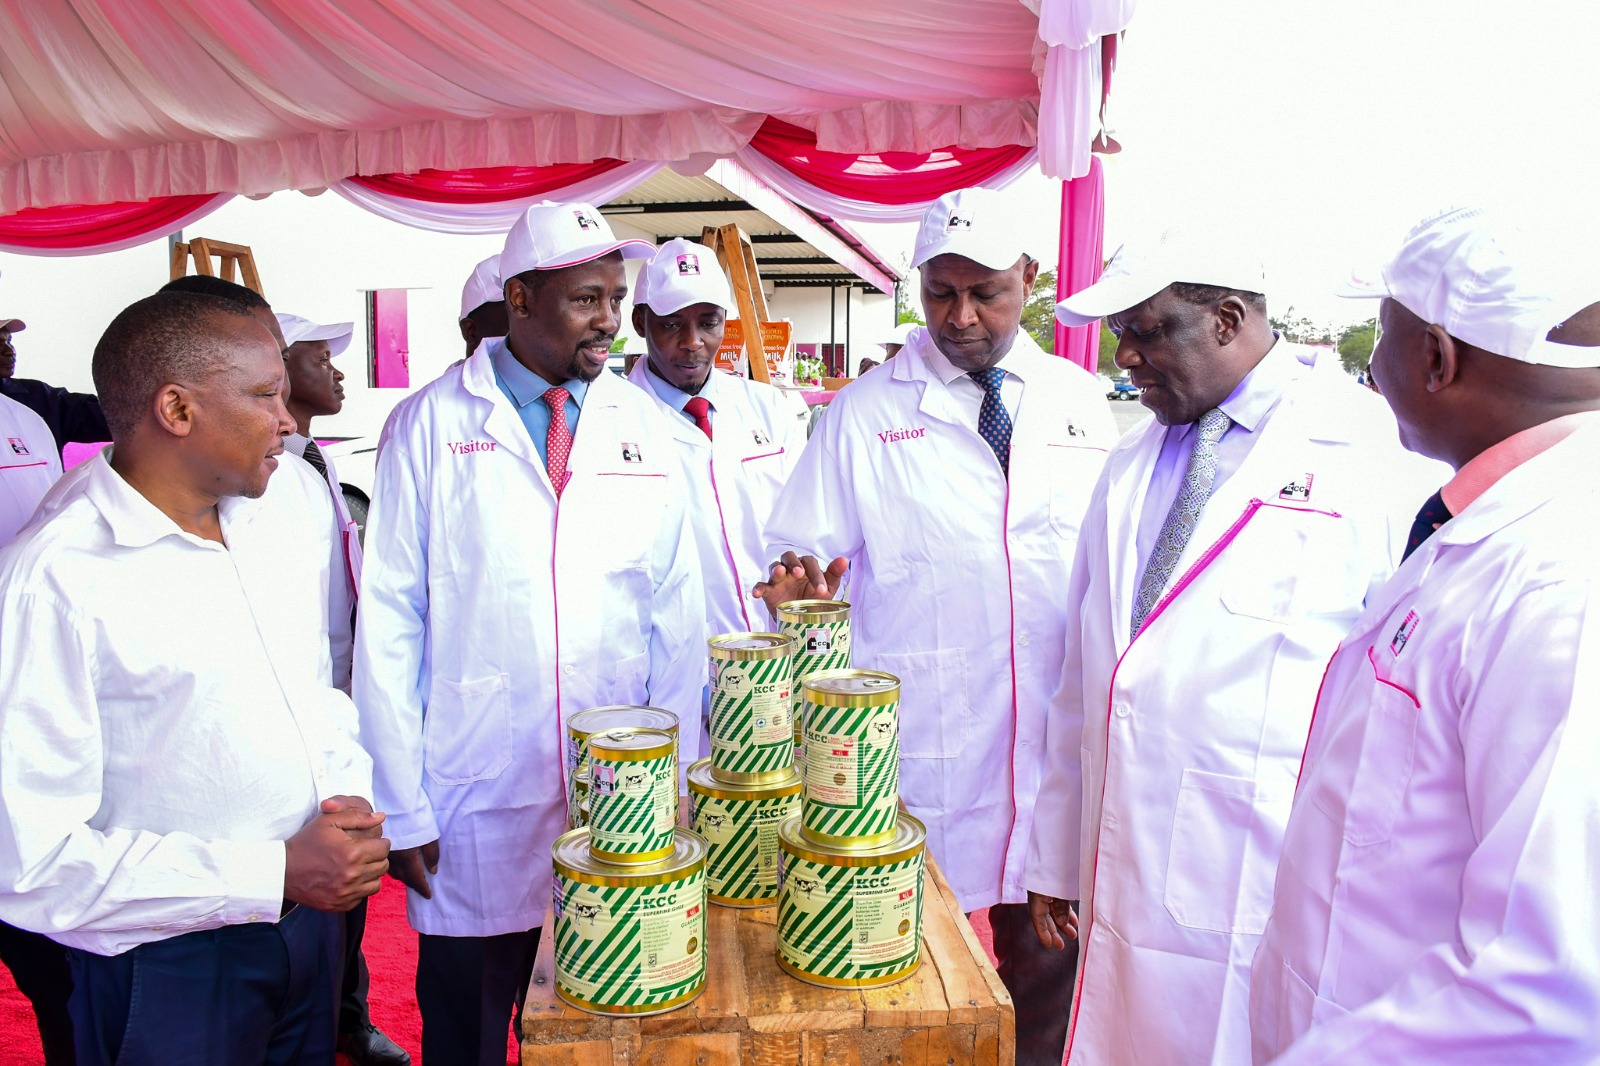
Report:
766,287,893,376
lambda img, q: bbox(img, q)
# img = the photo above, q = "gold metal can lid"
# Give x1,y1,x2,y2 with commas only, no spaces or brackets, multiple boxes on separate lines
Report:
553,827,706,886
778,812,925,866
801,669,900,707
687,757,802,800
586,726,675,761
775,599,851,624
707,633,793,661
573,768,590,794
568,706,679,744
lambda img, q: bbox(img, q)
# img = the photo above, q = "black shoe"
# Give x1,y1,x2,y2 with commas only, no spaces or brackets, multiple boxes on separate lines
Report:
338,1022,412,1066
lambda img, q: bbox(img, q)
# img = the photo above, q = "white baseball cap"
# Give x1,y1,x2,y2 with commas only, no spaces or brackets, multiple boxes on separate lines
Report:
459,254,503,320
500,200,653,278
1339,205,1600,367
276,313,353,357
634,239,731,316
1056,228,1268,327
911,187,1034,272
881,321,917,348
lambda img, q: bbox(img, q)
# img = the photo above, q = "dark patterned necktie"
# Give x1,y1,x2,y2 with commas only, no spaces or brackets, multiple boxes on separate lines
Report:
969,366,1012,476
302,438,328,477
1402,489,1452,561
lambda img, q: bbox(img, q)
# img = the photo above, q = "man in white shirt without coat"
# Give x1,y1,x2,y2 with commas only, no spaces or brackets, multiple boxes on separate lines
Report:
625,238,807,742
756,187,1115,1066
0,291,388,1065
1250,207,1600,1064
356,201,704,1066
1024,229,1442,1065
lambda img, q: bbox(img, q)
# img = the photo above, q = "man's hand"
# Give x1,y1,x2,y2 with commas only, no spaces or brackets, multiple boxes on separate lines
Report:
388,839,441,900
1027,891,1079,950
283,799,390,912
751,552,849,613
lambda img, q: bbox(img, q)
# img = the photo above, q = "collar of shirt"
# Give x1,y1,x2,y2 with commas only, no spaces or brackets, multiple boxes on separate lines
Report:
918,335,1028,387
642,357,719,416
1441,410,1600,515
82,453,248,551
489,339,590,411
284,432,310,459
1215,333,1301,434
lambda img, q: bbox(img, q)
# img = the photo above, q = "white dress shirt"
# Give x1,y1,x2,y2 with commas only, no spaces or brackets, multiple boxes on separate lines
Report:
917,335,1028,428
0,393,61,546
0,452,371,956
285,432,357,690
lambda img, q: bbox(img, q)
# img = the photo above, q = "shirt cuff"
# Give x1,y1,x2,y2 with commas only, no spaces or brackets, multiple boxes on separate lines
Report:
216,840,290,926
1022,870,1079,902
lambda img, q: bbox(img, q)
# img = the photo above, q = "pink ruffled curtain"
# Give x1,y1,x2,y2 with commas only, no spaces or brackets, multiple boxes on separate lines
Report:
0,194,231,255
347,161,629,203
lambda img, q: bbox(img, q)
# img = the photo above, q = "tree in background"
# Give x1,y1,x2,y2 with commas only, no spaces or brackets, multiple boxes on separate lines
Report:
1268,306,1335,346
1338,318,1377,375
1099,326,1119,374
1020,268,1058,354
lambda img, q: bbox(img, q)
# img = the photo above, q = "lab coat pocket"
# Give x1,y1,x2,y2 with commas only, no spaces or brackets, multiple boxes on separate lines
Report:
1315,650,1418,847
873,648,969,759
1164,768,1285,934
609,651,650,705
423,674,513,786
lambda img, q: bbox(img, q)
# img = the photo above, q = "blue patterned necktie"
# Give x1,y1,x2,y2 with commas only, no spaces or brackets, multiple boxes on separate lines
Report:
1131,408,1233,638
1402,489,1452,561
969,366,1013,476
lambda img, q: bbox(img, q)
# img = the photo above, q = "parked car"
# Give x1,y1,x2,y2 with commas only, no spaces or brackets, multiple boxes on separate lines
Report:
1108,374,1141,401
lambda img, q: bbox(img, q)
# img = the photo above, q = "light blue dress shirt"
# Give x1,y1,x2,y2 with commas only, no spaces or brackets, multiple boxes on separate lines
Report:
641,359,712,428
1134,336,1305,571
490,339,588,465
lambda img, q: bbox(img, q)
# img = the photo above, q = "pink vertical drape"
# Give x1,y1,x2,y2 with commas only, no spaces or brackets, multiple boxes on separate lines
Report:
1054,154,1104,370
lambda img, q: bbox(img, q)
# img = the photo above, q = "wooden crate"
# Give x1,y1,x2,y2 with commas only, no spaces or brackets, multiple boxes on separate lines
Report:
521,852,1015,1065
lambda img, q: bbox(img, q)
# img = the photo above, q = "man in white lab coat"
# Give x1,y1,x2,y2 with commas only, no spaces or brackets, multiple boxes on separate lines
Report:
625,238,806,735
355,201,704,1066
1025,230,1439,1064
758,187,1114,1066
1250,207,1600,1064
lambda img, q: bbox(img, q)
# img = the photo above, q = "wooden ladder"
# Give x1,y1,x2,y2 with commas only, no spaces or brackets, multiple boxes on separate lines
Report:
170,237,264,295
701,222,772,383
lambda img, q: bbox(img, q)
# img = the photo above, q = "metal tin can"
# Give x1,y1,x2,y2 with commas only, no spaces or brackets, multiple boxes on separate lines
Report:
707,633,795,784
586,728,678,865
687,758,803,907
568,769,591,830
566,706,679,827
552,828,707,1015
776,600,851,733
776,813,925,988
800,670,901,847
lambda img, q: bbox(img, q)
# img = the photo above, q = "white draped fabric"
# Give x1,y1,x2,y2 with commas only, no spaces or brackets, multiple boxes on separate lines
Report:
0,0,1135,215
328,162,666,234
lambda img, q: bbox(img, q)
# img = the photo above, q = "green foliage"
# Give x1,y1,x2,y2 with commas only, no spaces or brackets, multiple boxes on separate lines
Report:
1338,318,1377,375
1098,325,1119,375
1020,269,1058,355
1268,306,1334,346
896,284,924,326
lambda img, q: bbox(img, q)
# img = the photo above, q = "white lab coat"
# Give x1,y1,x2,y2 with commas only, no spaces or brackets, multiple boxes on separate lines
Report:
625,360,807,638
765,327,1114,911
1025,348,1443,1064
0,393,61,546
354,346,705,937
1250,419,1600,1065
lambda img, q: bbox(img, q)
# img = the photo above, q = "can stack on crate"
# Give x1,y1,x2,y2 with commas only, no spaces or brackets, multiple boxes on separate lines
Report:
689,633,803,907
551,710,709,1016
777,668,928,989
565,705,679,829
775,600,852,771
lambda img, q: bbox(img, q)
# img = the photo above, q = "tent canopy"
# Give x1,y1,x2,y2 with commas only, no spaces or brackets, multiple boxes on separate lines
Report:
0,0,1133,215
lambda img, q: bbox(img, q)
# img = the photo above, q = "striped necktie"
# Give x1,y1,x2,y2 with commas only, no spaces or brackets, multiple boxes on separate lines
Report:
302,438,328,477
1131,408,1233,638
968,366,1012,476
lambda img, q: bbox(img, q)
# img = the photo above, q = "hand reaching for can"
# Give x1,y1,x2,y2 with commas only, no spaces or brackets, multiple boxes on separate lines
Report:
752,552,849,611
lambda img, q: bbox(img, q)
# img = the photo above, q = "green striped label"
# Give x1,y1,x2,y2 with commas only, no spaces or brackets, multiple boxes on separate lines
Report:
691,789,801,904
710,656,794,779
588,752,676,859
781,617,851,725
554,867,706,1009
777,852,924,981
801,700,900,840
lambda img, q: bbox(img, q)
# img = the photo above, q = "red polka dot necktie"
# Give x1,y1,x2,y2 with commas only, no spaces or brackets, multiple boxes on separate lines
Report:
683,396,714,441
968,367,1013,476
543,386,573,496
1402,489,1452,561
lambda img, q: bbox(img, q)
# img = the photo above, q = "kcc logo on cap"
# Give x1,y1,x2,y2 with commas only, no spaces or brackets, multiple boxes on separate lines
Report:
573,209,599,231
946,215,972,230
676,253,700,275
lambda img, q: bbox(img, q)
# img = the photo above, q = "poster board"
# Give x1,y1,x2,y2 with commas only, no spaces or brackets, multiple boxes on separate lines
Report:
716,320,793,380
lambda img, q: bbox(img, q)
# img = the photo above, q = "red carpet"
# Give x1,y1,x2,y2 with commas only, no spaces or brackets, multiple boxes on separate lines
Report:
0,883,518,1066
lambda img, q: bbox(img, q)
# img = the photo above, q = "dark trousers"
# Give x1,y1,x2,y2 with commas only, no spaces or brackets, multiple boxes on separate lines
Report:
986,902,1080,1066
67,905,341,1066
416,928,542,1066
0,919,74,1065
341,897,373,1034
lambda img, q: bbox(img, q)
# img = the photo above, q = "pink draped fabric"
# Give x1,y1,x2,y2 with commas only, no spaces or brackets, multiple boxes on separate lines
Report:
347,161,629,203
0,194,231,255
1054,154,1105,370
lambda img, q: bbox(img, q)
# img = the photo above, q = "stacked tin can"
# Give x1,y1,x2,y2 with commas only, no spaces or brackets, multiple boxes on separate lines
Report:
551,707,710,1016
775,599,853,772
688,633,804,907
777,664,928,990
